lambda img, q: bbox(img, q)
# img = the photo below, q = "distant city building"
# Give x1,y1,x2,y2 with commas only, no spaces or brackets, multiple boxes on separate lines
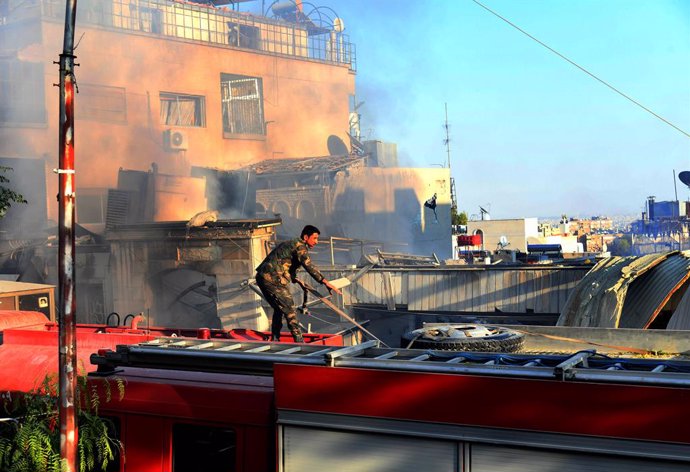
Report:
465,218,540,253
568,216,613,235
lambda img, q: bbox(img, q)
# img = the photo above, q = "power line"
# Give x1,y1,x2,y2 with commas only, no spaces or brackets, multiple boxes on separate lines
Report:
472,0,690,139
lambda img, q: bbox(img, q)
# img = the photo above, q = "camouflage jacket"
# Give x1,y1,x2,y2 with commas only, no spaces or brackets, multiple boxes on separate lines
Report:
256,238,324,286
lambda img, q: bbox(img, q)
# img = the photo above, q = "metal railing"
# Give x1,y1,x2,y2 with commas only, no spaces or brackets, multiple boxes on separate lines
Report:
93,339,690,387
36,0,356,70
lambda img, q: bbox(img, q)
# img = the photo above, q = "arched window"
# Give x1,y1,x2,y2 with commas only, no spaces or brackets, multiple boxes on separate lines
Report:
273,201,290,217
295,200,316,221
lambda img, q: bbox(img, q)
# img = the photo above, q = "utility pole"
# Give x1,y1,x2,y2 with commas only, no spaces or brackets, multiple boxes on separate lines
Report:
57,0,78,469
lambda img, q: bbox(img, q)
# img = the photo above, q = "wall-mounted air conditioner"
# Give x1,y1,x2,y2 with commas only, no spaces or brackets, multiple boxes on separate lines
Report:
163,129,188,151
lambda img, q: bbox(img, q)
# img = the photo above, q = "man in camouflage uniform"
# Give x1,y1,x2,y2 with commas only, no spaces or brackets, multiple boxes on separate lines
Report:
256,225,341,342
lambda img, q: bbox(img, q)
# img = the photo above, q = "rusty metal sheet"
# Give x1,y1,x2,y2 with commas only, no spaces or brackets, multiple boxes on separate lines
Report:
666,282,690,330
620,251,690,328
557,253,672,328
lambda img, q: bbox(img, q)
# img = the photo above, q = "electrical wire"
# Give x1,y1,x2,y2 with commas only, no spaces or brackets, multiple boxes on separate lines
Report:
471,0,690,139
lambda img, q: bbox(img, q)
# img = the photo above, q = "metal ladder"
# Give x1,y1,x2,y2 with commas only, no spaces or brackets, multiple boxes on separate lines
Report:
91,338,690,386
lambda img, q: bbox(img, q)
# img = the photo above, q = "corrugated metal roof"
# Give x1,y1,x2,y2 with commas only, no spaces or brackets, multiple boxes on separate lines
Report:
667,283,690,329
557,252,672,328
558,251,690,329
620,252,690,328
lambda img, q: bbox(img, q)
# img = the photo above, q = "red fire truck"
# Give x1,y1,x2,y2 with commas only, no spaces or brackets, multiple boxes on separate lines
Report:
89,337,690,472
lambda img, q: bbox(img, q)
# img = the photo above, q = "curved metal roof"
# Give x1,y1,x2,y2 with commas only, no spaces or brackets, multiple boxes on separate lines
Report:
558,251,690,329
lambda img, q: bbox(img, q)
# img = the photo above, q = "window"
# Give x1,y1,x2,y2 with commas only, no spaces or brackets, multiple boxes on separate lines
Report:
220,74,264,137
78,84,127,123
139,6,163,34
160,92,206,127
227,22,260,49
0,60,45,125
172,423,236,472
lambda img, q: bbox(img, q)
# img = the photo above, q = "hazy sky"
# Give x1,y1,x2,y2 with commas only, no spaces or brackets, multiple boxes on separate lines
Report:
258,0,690,219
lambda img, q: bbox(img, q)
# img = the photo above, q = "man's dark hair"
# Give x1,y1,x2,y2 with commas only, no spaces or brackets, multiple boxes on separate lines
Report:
300,225,320,239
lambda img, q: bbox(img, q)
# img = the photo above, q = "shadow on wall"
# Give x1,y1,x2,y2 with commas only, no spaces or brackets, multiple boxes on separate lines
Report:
328,187,451,260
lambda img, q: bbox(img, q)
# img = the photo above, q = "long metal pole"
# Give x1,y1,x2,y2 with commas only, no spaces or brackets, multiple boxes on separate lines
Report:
58,0,78,469
444,102,451,169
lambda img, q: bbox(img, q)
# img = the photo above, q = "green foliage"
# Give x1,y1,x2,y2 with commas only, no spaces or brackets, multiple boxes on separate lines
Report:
451,207,468,226
0,373,124,472
609,235,633,256
0,166,27,218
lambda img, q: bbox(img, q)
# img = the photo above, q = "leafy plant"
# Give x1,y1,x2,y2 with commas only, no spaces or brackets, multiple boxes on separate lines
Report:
0,166,27,218
451,207,468,226
0,373,124,472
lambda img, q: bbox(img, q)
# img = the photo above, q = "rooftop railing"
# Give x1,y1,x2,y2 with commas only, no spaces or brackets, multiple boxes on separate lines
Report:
33,0,356,70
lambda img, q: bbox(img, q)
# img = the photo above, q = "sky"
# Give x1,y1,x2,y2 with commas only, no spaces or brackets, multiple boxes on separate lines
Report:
253,0,690,220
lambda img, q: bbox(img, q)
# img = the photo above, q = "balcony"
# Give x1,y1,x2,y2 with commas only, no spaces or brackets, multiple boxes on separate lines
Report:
7,0,356,70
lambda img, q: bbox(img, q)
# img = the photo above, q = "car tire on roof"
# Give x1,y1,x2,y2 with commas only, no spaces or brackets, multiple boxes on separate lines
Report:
401,325,525,353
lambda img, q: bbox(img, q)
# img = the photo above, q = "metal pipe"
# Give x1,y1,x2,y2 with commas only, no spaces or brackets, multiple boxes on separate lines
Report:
330,236,335,265
58,0,79,469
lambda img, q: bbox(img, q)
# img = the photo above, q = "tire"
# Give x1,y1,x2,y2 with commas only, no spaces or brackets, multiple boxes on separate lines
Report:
401,325,524,353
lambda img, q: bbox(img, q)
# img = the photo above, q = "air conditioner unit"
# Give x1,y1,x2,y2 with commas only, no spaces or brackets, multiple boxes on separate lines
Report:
163,129,188,151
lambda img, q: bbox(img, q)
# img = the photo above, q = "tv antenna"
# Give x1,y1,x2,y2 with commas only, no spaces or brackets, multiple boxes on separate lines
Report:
443,103,458,214
479,204,491,220
443,102,451,169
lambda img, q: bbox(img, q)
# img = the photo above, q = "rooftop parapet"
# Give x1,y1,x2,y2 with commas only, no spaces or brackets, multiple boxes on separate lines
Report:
2,0,356,70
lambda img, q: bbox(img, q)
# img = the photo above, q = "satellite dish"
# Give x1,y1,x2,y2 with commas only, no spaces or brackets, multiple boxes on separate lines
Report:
679,171,690,187
327,135,349,156
333,17,345,32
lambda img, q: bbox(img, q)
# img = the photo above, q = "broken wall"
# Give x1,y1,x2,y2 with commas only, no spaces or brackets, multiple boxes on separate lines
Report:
107,221,277,330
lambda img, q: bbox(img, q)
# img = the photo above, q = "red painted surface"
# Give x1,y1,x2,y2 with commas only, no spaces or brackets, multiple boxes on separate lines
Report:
96,369,274,425
457,234,481,246
0,311,49,330
274,364,690,445
0,328,154,392
94,368,274,472
0,316,341,393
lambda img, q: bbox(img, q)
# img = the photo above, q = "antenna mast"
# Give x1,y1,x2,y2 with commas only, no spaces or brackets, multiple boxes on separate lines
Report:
444,103,458,214
444,102,451,169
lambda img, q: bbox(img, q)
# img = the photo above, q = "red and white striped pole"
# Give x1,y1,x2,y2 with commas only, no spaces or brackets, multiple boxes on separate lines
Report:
57,0,78,469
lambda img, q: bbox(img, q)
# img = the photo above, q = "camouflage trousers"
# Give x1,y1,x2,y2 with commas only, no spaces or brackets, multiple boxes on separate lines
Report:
256,275,303,342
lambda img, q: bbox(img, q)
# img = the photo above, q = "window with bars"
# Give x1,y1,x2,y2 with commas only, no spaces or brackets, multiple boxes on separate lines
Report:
220,74,265,137
0,60,45,125
160,92,206,127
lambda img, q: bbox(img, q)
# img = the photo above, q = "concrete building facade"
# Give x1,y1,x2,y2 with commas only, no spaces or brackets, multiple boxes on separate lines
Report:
0,0,356,227
466,218,540,253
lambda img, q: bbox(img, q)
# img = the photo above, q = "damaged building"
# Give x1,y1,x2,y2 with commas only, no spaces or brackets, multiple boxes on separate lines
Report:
0,0,451,327
0,0,357,230
248,155,452,261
